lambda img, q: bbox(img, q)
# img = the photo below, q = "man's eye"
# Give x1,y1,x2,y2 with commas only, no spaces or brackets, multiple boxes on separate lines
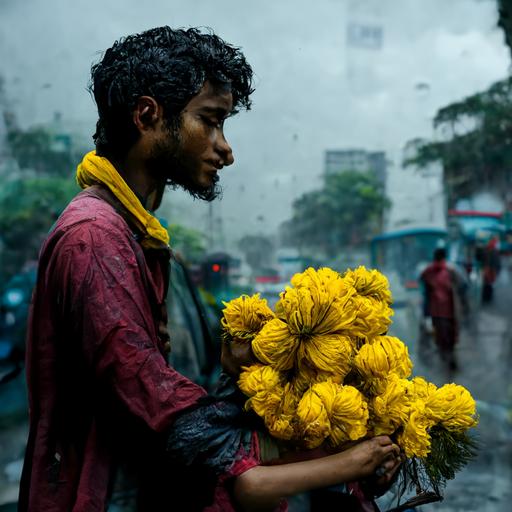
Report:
202,116,221,128
201,116,223,129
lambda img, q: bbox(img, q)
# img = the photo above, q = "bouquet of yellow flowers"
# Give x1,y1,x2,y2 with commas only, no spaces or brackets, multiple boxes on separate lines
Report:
221,266,478,500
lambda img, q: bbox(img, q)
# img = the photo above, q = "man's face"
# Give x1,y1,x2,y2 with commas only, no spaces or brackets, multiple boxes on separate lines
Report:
148,80,235,201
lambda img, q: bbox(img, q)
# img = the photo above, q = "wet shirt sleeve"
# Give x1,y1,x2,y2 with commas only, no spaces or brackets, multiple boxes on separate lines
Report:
50,220,206,432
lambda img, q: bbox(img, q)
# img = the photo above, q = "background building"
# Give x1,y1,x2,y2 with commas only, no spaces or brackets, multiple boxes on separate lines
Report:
324,148,387,190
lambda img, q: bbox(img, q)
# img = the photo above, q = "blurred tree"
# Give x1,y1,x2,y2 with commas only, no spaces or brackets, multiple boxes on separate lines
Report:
0,86,80,283
168,223,206,263
0,177,78,282
237,234,275,273
7,126,78,176
498,0,512,57
280,171,389,259
404,77,512,205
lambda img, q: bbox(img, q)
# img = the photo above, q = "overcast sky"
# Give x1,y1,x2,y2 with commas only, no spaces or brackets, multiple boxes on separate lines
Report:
0,0,509,250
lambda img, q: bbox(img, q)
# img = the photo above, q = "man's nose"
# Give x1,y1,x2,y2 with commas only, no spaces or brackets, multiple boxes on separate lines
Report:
216,132,234,167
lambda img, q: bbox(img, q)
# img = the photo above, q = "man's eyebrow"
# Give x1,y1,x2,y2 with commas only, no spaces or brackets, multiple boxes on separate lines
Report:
198,105,230,117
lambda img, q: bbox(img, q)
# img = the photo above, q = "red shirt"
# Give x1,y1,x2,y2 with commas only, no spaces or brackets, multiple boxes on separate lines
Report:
19,189,207,511
421,260,455,318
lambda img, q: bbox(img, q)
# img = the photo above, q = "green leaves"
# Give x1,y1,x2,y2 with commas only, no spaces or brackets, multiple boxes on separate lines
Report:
0,176,78,281
167,223,206,263
281,171,390,258
7,127,79,177
424,426,479,486
498,0,512,58
405,77,512,204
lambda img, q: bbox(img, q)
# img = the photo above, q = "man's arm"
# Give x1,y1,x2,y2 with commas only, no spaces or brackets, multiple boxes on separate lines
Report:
233,436,401,512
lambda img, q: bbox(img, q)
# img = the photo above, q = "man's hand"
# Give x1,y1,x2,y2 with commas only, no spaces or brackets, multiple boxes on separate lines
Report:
342,436,401,481
220,338,256,377
357,438,405,498
371,451,404,490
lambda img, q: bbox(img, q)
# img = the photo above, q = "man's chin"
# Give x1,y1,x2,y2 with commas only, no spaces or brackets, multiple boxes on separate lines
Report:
166,179,222,202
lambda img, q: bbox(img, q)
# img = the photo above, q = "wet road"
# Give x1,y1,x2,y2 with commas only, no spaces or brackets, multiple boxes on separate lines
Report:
378,267,512,512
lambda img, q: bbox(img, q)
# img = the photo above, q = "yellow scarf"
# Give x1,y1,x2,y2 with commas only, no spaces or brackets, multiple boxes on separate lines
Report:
76,151,170,249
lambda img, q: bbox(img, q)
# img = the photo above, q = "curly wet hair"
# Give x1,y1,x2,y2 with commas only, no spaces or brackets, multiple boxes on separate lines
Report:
89,26,254,158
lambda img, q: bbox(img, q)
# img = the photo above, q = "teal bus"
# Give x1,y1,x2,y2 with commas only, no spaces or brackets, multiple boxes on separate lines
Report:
370,226,448,290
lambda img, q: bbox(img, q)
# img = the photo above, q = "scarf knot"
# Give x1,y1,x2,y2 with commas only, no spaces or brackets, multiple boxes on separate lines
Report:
76,151,170,249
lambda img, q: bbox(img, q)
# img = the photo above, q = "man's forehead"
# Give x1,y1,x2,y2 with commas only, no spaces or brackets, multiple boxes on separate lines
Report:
187,80,233,113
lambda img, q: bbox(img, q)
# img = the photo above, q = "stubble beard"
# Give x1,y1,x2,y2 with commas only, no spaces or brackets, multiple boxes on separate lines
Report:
147,127,222,203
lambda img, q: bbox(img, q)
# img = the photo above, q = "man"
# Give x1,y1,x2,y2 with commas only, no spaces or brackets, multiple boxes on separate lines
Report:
421,247,465,372
19,26,254,511
19,27,400,511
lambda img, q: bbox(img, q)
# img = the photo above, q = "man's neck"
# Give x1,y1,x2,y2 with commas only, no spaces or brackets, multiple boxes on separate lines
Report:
110,154,165,211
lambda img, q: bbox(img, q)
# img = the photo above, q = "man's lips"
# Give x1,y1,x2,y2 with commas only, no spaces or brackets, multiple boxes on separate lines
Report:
205,160,223,171
204,166,220,184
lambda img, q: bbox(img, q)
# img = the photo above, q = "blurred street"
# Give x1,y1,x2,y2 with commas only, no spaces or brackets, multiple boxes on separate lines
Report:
378,263,512,512
2,268,511,511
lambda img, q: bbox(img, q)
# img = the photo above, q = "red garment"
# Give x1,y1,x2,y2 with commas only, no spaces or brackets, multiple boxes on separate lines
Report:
205,432,286,512
431,317,458,352
19,189,207,511
421,261,455,318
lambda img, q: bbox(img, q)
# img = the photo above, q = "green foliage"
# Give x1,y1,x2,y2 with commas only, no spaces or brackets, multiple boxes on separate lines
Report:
7,127,79,177
281,171,390,258
498,0,512,57
168,223,206,263
0,177,78,281
394,426,478,507
404,77,512,203
0,93,85,283
424,426,479,487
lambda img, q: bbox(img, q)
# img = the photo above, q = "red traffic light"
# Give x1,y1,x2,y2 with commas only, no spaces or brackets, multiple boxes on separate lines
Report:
212,263,221,272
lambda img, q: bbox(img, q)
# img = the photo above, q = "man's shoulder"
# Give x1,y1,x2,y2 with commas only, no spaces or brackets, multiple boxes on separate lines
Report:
47,189,134,247
62,189,129,228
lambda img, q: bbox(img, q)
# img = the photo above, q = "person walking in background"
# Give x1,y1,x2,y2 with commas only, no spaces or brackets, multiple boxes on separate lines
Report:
481,236,501,303
420,247,466,372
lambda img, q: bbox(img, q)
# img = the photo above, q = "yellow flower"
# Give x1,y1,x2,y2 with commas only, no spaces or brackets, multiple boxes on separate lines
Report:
297,380,369,449
371,376,412,435
425,383,478,431
353,336,412,393
411,376,438,400
239,367,301,441
327,383,369,445
276,268,357,336
397,400,434,458
345,296,393,338
238,364,282,397
291,267,353,298
296,333,353,378
251,318,299,370
222,294,274,340
343,266,393,304
265,383,300,441
292,362,344,394
228,264,478,480
238,365,283,419
296,384,332,448
267,415,296,441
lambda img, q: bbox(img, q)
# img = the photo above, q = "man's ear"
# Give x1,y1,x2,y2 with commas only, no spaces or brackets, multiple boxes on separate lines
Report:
133,96,161,133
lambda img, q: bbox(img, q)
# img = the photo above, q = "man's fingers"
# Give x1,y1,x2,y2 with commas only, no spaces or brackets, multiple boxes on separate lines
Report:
382,442,400,456
374,435,393,445
381,458,401,475
381,457,398,469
